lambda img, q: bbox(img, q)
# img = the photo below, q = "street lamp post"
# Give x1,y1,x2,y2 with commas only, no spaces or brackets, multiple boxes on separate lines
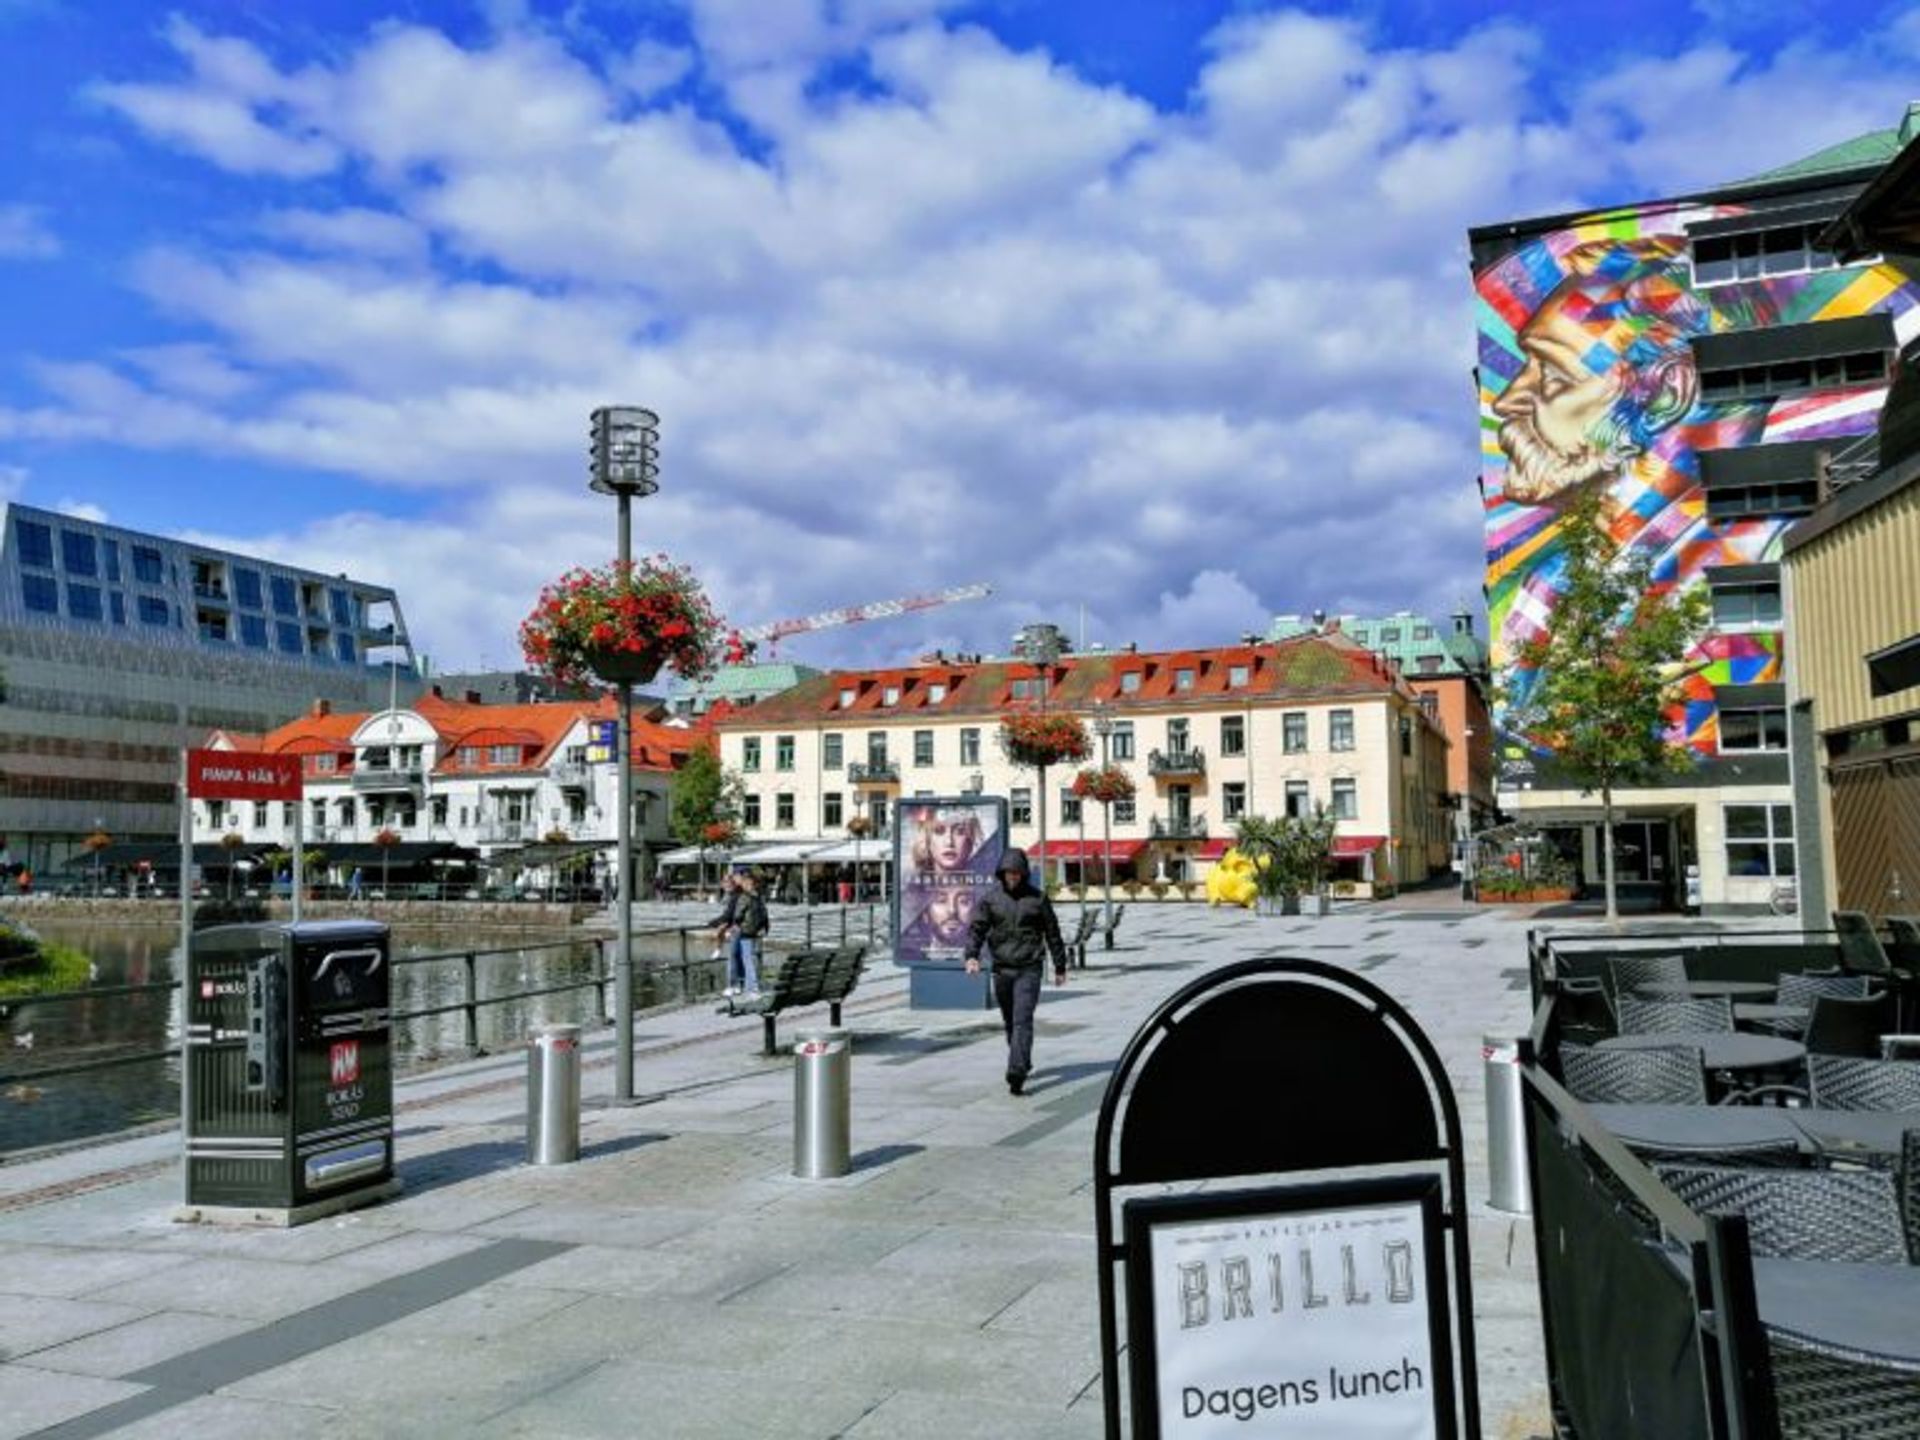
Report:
1014,624,1065,891
1092,704,1114,948
590,405,660,1105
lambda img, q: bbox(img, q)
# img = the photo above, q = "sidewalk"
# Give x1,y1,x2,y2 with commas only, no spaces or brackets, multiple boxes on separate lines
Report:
0,901,1577,1438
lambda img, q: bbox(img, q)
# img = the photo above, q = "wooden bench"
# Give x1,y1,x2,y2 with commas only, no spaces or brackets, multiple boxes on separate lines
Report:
1099,902,1126,951
717,944,868,1055
1066,909,1097,969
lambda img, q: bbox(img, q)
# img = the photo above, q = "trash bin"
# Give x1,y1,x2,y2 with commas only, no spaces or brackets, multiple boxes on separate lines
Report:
793,1029,851,1179
527,1024,581,1165
1484,1034,1530,1214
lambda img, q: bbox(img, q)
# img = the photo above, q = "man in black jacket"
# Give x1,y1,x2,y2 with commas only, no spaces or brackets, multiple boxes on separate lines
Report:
963,848,1067,1095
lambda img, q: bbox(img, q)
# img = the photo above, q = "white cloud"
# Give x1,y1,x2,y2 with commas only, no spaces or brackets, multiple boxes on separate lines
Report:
0,203,59,259
54,498,108,523
0,464,26,501
15,8,1915,670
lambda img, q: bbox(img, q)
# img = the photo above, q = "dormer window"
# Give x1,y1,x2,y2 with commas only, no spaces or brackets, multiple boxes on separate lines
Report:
883,685,900,706
839,688,856,708
928,683,947,704
1227,664,1249,688
1175,668,1195,691
1119,671,1141,694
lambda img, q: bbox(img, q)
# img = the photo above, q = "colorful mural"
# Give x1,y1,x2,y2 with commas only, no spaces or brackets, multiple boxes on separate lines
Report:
1475,210,1920,782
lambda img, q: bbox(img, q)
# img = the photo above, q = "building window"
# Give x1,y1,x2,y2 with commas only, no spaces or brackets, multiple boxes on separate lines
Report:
1109,721,1135,761
276,620,302,654
59,529,97,577
927,683,947,704
839,687,856,708
1698,350,1886,405
1175,667,1194,691
1119,671,1141,694
431,797,448,826
20,573,57,614
1725,803,1794,877
109,592,125,625
1220,715,1245,757
1113,795,1136,823
823,733,843,769
742,793,761,828
334,633,356,664
869,795,890,832
1693,225,1841,286
776,793,794,829
1011,787,1032,826
1285,780,1310,818
775,734,795,771
251,802,268,829
329,588,351,626
1707,482,1819,521
1061,788,1082,825
882,685,900,705
139,595,172,626
1283,712,1307,753
1167,719,1190,755
1223,781,1247,821
867,732,888,765
1400,715,1413,757
1330,709,1355,752
197,608,229,642
959,728,980,765
1380,626,1401,643
233,567,263,609
1227,664,1249,688
14,519,53,568
913,729,934,766
489,744,522,766
1331,778,1358,820
270,575,298,616
823,792,843,829
67,583,103,622
1710,581,1783,628
1719,707,1788,752
131,544,163,583
742,737,761,772
1413,625,1433,640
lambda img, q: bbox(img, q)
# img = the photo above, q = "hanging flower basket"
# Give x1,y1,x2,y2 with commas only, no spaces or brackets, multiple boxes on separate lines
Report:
373,827,402,849
999,711,1092,769
701,820,741,847
520,556,742,689
1071,764,1135,805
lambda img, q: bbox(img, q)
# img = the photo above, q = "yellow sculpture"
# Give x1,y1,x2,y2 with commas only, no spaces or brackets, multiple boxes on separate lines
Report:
1205,846,1261,909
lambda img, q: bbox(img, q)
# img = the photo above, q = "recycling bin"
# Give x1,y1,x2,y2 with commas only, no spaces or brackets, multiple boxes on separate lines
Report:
793,1029,851,1179
184,920,395,1217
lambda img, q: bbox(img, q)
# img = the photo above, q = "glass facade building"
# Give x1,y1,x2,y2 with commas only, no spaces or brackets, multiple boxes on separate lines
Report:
0,503,419,872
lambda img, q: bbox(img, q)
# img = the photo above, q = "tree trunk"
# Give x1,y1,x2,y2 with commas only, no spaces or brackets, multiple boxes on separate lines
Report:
1600,783,1620,927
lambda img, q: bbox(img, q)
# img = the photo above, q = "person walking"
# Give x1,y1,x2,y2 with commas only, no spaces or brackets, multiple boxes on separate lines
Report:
734,870,768,998
706,871,746,995
963,848,1067,1095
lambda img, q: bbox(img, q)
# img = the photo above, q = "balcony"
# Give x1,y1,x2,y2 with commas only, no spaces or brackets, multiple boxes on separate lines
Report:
191,582,230,605
551,761,594,790
351,765,424,793
478,820,540,844
1149,813,1208,841
1147,746,1206,778
848,760,900,785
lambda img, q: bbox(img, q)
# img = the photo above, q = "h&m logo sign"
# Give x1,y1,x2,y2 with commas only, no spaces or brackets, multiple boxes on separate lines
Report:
330,1041,360,1086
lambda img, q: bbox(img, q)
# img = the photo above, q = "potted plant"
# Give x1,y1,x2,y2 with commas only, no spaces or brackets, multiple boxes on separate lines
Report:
1234,809,1336,916
520,555,741,688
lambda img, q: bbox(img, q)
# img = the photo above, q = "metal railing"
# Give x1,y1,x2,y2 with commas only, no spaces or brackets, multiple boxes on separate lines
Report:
1148,813,1207,840
0,903,890,1095
1146,746,1206,777
478,821,540,843
550,761,593,789
848,760,900,784
351,766,425,791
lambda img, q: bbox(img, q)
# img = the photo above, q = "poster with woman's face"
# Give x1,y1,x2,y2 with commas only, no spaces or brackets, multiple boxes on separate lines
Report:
893,797,1006,967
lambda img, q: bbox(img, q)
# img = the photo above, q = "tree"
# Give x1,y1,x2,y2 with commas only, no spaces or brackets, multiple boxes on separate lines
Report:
1234,809,1337,912
1501,488,1710,923
670,741,744,894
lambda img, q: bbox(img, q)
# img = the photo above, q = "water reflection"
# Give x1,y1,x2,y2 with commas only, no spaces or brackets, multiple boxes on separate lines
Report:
0,921,710,1157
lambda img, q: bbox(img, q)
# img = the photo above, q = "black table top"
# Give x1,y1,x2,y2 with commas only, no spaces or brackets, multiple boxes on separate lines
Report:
1597,1032,1806,1072
1791,1109,1920,1159
1750,1257,1920,1370
1637,979,1778,999
1588,1104,1802,1153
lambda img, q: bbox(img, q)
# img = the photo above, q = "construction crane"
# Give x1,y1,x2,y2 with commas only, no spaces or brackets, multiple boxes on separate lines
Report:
736,583,993,658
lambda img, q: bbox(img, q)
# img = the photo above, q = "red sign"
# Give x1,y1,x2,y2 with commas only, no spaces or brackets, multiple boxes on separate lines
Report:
186,749,302,801
330,1041,360,1086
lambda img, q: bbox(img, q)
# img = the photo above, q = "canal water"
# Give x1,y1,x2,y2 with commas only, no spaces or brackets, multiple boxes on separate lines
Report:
0,920,718,1157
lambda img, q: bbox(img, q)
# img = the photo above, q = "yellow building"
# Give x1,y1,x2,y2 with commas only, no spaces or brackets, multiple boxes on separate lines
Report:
706,632,1450,899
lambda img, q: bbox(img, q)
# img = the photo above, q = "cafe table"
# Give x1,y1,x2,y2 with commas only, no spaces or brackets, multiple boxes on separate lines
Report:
1748,1257,1920,1373
1596,1032,1806,1073
1790,1109,1920,1161
1636,979,1778,1000
1587,1103,1802,1156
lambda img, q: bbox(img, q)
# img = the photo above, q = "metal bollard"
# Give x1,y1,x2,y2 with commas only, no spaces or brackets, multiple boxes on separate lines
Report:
527,1023,581,1165
1483,1034,1530,1214
792,1029,851,1179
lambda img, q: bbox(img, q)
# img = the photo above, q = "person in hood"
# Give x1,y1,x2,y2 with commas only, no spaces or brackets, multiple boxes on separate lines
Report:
963,847,1068,1095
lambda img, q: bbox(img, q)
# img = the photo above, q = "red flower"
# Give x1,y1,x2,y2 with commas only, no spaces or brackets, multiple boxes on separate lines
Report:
519,555,730,688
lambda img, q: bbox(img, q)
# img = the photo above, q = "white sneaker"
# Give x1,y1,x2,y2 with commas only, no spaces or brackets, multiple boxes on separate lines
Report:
708,948,724,962
722,986,738,997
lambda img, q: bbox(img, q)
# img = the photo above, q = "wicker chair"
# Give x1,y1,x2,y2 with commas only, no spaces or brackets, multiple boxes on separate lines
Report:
1805,992,1896,1058
1769,1342,1920,1440
1778,971,1872,1007
1561,1042,1707,1105
1617,995,1735,1035
1652,1162,1911,1264
1608,952,1689,996
1834,910,1893,976
1807,1055,1920,1112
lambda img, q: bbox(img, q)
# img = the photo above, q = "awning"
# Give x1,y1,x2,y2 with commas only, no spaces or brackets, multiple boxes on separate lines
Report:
804,839,894,865
1196,839,1233,861
735,839,838,865
658,844,744,868
70,841,262,869
316,841,477,867
486,841,609,871
1331,835,1387,858
1027,840,1146,862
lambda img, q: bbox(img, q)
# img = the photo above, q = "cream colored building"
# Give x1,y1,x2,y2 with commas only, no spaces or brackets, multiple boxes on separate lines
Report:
708,634,1451,898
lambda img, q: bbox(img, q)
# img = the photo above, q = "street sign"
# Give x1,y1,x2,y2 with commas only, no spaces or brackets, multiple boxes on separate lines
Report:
585,720,617,764
186,749,302,801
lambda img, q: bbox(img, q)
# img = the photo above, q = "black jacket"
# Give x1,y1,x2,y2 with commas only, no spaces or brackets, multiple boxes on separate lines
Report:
706,886,742,930
965,849,1067,973
735,891,769,939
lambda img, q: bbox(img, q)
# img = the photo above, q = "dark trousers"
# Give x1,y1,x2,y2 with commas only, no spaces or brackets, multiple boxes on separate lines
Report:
993,966,1043,1079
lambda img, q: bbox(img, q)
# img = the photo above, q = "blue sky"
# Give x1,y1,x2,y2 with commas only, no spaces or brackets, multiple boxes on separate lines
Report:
1,0,1916,670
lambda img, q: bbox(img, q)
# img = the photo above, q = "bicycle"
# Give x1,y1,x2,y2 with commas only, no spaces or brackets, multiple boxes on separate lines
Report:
1768,878,1799,916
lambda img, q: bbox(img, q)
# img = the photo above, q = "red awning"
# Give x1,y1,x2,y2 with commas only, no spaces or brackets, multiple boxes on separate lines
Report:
1331,835,1387,858
1028,840,1146,862
1197,839,1233,860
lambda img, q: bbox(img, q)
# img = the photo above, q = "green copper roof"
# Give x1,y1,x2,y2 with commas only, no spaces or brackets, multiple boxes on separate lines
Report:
670,663,820,698
1267,612,1486,678
1732,108,1917,189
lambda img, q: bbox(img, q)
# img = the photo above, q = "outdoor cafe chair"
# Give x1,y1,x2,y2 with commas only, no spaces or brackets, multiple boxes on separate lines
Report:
1833,909,1894,976
1607,952,1688,997
1617,995,1735,1035
1769,1341,1920,1440
1778,971,1873,1007
1561,1042,1707,1106
1808,1055,1920,1113
1804,991,1897,1059
1652,1162,1912,1265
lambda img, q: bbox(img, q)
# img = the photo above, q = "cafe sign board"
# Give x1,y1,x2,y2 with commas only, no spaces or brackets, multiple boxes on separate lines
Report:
1124,1178,1453,1439
186,749,303,801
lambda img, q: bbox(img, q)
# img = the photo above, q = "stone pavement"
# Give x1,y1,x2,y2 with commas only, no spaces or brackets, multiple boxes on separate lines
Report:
0,895,1647,1438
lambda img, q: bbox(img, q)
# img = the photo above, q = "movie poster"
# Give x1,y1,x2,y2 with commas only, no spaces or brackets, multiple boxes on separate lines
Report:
891,796,1006,967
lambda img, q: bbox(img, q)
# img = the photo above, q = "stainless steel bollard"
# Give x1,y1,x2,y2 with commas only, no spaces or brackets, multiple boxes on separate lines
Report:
527,1024,581,1166
793,1029,851,1179
1484,1034,1531,1214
